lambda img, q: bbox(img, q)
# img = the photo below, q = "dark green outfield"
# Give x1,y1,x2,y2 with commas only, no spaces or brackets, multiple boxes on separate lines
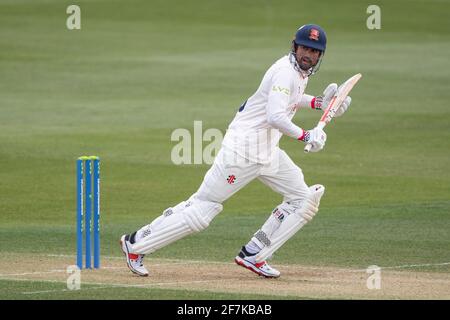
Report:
1,0,449,298
0,279,294,300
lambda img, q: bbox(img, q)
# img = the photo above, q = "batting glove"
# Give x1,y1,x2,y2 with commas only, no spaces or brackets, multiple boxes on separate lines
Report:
311,83,338,110
334,96,352,117
299,126,327,152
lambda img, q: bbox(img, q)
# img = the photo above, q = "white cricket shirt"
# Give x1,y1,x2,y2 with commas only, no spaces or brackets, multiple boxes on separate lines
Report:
222,54,313,164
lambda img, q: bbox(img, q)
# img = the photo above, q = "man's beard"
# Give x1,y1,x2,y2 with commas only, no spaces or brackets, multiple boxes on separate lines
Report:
298,57,314,70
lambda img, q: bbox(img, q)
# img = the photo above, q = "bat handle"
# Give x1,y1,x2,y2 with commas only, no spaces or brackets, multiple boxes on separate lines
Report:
303,122,325,153
304,143,312,153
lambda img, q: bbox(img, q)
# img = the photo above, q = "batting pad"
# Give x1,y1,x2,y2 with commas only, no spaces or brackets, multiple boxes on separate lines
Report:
255,184,325,263
131,198,222,255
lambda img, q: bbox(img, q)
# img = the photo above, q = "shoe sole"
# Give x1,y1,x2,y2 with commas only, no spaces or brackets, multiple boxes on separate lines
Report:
234,256,280,278
120,235,149,277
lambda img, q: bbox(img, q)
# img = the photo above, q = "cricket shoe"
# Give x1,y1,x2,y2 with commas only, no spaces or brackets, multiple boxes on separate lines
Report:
120,234,149,277
234,246,280,278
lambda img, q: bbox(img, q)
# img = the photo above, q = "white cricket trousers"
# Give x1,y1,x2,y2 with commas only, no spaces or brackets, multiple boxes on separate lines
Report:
195,146,310,204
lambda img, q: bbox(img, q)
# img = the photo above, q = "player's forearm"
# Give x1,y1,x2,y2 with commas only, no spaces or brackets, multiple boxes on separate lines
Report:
299,94,316,109
266,112,305,140
266,89,306,140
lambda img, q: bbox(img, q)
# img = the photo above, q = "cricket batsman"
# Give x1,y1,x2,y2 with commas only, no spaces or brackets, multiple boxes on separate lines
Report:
120,24,352,278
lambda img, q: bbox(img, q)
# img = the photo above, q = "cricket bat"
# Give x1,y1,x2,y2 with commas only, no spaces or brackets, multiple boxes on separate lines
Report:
304,73,362,153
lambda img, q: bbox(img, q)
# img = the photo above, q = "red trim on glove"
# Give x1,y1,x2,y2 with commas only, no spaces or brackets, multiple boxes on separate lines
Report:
310,97,316,109
298,129,306,141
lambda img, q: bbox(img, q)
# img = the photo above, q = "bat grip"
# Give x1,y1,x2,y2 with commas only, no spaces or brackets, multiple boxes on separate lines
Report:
304,143,312,153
